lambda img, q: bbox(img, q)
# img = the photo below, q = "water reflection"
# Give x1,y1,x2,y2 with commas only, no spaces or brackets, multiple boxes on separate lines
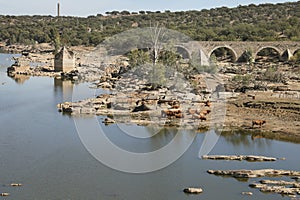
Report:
54,78,74,102
221,130,272,148
103,124,180,153
76,116,197,173
199,129,221,156
8,74,30,84
2,53,299,200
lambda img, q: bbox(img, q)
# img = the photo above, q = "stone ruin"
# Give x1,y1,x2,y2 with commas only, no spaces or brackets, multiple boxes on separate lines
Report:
7,59,30,74
54,46,75,73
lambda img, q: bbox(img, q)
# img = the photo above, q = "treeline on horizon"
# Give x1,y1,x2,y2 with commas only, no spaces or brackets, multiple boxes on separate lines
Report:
0,1,299,47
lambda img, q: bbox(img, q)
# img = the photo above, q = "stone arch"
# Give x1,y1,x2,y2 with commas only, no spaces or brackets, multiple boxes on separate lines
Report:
293,49,300,56
254,46,281,62
209,46,238,63
291,49,300,61
174,45,191,59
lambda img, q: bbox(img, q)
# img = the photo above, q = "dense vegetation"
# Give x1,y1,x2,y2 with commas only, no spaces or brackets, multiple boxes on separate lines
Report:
0,1,299,47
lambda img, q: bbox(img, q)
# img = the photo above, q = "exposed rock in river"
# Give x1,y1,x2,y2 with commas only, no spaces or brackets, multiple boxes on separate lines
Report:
207,169,300,178
103,117,116,125
241,191,253,196
183,187,203,194
202,155,277,162
209,169,300,197
249,182,300,196
10,183,22,187
259,179,300,187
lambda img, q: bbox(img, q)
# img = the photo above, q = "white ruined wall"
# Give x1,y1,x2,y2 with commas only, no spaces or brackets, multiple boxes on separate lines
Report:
54,47,75,73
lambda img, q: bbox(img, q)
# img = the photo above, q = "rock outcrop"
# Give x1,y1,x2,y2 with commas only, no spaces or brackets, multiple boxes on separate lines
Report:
183,187,203,194
249,182,300,196
208,169,300,197
202,155,277,162
207,169,300,178
103,118,116,125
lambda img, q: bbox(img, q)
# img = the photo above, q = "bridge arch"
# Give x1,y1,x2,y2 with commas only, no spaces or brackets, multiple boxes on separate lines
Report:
254,46,281,62
291,49,300,61
174,45,191,59
209,46,238,63
293,49,300,56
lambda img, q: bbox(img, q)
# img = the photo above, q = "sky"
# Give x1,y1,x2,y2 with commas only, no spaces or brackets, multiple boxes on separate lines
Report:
0,0,298,17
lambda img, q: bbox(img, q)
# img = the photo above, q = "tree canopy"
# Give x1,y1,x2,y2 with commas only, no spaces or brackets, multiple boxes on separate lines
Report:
0,1,299,47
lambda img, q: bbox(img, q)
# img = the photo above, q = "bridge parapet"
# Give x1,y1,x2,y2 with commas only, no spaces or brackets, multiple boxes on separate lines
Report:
177,41,300,62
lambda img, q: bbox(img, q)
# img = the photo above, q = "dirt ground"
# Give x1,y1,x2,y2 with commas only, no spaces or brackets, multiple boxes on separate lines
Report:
224,91,300,142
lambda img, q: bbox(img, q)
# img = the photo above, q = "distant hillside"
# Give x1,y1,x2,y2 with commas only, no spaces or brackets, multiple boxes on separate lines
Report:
0,1,299,47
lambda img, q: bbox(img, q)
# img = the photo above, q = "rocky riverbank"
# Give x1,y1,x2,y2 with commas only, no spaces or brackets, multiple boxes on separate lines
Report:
202,155,277,161
56,60,300,142
3,44,299,142
224,91,300,142
208,169,300,197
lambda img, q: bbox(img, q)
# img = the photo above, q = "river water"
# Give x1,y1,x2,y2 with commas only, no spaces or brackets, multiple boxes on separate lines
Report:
0,53,299,200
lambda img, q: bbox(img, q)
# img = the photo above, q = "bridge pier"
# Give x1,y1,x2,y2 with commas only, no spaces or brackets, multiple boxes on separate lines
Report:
174,41,299,64
281,49,293,61
196,41,300,63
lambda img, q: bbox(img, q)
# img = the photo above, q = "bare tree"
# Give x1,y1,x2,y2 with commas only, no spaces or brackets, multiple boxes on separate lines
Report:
149,23,166,65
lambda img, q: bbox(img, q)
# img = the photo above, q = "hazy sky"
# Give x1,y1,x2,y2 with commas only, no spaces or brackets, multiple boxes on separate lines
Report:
0,0,297,16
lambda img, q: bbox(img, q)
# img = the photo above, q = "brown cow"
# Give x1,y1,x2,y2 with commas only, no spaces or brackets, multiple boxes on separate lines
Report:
204,100,211,107
192,114,207,121
161,110,171,118
199,115,207,121
172,104,180,109
199,110,211,116
161,109,182,118
252,120,266,128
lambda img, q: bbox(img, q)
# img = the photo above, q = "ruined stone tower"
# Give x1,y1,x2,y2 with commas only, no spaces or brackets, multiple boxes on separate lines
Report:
54,47,75,73
57,1,60,17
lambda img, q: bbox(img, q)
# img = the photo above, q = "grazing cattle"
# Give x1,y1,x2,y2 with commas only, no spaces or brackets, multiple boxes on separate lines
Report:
252,120,266,128
204,100,211,107
198,115,207,122
192,114,207,121
161,109,182,118
199,115,207,121
172,104,180,109
199,110,211,116
161,110,170,118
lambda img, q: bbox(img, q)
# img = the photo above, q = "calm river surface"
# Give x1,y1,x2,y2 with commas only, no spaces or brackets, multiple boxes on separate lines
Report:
0,53,299,200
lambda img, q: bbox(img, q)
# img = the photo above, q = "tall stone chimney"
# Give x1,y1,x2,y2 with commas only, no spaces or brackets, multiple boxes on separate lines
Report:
57,1,60,17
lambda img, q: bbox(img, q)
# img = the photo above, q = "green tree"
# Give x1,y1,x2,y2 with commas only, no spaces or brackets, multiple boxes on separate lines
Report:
127,49,150,68
159,49,179,67
50,28,61,54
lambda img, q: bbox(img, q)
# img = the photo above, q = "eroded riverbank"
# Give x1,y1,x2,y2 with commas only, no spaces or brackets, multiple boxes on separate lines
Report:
1,55,300,199
3,45,300,143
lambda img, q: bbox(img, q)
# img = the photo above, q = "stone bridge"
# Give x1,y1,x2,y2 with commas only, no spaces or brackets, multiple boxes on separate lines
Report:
175,41,300,64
